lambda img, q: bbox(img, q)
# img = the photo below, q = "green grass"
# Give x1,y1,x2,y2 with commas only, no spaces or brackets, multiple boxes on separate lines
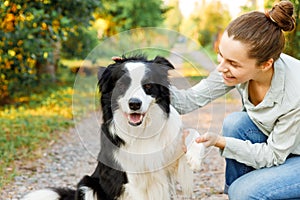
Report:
0,65,96,188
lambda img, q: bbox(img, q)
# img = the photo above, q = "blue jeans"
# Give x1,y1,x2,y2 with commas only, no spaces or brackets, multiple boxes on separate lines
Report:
222,112,300,200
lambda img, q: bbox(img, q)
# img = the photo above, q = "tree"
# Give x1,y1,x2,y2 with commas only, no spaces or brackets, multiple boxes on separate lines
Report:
0,0,101,103
199,1,231,46
164,0,183,32
61,27,100,61
96,0,167,37
183,0,231,47
284,0,300,59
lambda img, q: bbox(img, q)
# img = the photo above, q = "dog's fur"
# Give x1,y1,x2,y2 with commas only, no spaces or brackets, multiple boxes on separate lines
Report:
22,55,204,200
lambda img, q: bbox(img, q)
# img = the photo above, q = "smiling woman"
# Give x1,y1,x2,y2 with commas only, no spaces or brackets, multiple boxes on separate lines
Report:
171,1,300,199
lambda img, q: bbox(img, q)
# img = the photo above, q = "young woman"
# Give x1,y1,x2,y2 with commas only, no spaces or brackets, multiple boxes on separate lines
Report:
171,1,300,199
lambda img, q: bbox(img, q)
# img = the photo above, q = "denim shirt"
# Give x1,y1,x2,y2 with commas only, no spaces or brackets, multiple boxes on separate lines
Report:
171,53,300,169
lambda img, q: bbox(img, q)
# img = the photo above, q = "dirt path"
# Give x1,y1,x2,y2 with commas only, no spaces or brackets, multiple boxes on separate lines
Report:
1,43,242,200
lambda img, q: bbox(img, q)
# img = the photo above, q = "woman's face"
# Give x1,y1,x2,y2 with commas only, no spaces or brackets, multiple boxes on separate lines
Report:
217,31,260,86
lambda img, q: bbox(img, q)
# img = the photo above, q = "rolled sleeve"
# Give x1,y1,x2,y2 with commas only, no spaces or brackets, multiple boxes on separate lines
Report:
221,137,276,169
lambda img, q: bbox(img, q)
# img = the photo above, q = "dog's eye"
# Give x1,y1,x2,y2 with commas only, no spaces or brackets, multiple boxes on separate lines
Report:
143,83,152,94
144,84,152,90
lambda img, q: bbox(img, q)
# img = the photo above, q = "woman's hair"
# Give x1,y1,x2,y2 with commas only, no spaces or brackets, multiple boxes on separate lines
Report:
226,0,296,66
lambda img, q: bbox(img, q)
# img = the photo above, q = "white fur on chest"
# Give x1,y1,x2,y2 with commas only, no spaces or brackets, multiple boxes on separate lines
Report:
112,106,185,200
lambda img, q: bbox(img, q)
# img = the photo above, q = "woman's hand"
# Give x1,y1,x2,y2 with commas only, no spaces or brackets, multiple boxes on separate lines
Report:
182,130,226,152
195,132,226,150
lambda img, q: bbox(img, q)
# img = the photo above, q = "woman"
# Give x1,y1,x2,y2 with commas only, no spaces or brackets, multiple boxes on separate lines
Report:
171,1,300,199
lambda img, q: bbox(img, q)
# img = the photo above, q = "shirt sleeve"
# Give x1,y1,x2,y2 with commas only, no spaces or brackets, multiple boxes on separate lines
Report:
221,108,300,169
170,69,234,114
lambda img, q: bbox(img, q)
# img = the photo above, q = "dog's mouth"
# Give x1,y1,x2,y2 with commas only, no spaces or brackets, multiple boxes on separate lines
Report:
126,113,145,126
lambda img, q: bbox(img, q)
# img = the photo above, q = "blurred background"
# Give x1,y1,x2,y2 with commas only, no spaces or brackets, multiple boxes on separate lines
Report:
0,0,299,189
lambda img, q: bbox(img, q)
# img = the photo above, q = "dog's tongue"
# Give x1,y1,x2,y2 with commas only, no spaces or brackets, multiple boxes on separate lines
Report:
128,113,143,125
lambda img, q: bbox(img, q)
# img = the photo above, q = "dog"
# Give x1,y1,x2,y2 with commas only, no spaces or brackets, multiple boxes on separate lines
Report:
22,55,205,200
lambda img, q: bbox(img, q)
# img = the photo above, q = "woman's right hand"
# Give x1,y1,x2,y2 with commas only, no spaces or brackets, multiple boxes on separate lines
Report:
195,132,226,150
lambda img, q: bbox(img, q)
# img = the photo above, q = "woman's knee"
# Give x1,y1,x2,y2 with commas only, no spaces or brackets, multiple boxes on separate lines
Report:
228,181,258,200
227,161,300,200
222,112,250,138
228,174,265,200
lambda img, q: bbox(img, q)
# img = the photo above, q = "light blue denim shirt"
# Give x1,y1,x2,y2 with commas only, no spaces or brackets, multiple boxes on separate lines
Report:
171,53,300,169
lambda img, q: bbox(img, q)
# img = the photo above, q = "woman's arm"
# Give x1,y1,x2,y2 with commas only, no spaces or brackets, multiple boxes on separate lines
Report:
170,69,234,114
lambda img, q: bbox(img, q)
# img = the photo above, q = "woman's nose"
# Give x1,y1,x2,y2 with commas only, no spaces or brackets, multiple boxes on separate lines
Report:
217,60,229,73
217,54,226,72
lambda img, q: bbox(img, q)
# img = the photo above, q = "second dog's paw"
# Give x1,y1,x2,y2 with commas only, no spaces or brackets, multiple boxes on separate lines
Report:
184,129,205,170
185,142,205,170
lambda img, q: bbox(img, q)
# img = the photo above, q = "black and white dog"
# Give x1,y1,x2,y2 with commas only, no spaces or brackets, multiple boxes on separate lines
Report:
22,55,204,200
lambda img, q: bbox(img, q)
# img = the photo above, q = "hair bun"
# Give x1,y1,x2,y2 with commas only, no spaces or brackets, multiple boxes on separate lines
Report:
267,0,295,32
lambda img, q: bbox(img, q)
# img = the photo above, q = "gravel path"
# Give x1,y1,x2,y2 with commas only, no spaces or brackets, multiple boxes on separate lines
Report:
1,43,242,199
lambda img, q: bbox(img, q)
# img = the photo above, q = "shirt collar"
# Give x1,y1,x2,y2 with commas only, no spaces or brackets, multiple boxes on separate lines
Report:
267,56,285,104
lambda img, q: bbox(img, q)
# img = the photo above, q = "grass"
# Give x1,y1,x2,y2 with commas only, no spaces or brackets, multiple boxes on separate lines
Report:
0,64,96,188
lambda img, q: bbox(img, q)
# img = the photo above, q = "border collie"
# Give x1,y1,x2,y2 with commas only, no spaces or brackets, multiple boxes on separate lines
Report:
22,55,205,200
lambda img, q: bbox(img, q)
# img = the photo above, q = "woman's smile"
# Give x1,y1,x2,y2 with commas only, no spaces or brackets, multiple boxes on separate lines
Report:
222,73,236,82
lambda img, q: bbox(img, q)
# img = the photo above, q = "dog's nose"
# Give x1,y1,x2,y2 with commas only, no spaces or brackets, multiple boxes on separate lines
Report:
128,98,142,111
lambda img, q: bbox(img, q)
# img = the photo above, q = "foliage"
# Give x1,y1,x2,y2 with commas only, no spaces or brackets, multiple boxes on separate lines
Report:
0,0,101,104
90,28,179,63
61,27,100,60
198,1,231,47
284,0,300,59
0,80,73,187
181,0,231,47
0,66,95,188
240,0,258,12
96,0,167,36
164,0,183,32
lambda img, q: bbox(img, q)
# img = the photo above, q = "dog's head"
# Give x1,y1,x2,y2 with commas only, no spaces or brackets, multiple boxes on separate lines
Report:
98,55,174,128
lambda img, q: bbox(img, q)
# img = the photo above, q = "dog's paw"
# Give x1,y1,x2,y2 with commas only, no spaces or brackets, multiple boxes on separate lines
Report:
185,142,205,170
184,129,205,170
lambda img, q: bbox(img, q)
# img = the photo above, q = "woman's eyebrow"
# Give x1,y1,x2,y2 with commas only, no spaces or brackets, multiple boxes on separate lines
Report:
218,48,241,65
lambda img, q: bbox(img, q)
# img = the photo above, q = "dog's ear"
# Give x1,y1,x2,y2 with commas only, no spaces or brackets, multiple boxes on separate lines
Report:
152,56,175,70
97,67,107,81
